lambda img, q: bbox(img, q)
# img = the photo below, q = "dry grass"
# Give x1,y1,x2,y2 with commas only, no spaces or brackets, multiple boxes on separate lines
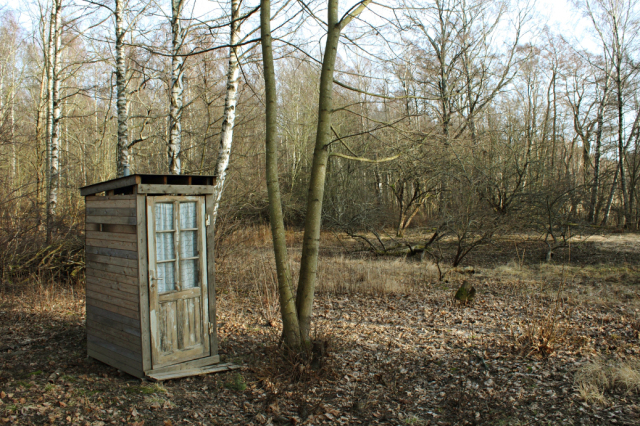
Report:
316,255,434,295
0,277,84,317
574,359,640,405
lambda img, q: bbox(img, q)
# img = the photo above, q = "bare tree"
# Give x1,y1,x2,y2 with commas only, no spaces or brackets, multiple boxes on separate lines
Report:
580,0,640,227
260,0,302,348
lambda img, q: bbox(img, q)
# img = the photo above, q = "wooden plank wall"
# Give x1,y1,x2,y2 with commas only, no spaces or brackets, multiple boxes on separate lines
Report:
85,194,144,378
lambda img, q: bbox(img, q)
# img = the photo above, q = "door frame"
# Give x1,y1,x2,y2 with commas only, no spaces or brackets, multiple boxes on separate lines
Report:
146,195,212,368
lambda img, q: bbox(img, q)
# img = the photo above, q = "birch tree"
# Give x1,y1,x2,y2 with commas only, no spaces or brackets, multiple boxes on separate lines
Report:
210,0,241,226
115,0,130,177
168,0,186,174
46,0,62,242
107,0,155,177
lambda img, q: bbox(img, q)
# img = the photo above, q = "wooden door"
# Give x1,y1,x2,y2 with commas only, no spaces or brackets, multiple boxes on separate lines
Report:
147,196,210,367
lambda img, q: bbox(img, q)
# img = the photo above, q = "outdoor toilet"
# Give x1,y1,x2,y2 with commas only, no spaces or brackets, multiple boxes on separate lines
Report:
80,174,234,380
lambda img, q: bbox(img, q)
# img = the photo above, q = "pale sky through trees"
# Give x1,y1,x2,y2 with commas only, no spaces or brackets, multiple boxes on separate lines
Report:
0,0,594,46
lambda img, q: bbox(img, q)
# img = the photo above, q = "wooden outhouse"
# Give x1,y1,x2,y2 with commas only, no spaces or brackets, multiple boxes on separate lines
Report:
80,174,232,380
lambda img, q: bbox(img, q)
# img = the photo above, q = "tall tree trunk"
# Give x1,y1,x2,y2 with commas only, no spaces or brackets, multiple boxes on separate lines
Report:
295,0,372,344
168,0,185,174
10,70,16,184
46,0,62,243
589,75,609,223
211,0,241,227
615,47,629,226
260,0,301,348
35,49,48,226
295,0,341,345
601,166,619,227
115,0,130,177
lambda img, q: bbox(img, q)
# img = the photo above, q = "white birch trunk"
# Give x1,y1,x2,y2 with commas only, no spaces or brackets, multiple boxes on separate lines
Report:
115,0,130,177
36,48,47,223
46,0,62,242
46,4,54,212
211,0,241,226
49,0,62,217
10,69,16,183
168,0,185,174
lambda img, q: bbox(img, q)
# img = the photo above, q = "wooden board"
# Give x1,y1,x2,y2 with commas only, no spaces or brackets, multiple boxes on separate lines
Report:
136,194,152,372
86,231,138,243
81,176,140,196
86,288,139,312
87,309,140,336
84,224,137,234
86,238,137,252
86,260,138,278
86,207,136,217
102,224,137,234
86,215,137,226
86,268,139,286
87,324,142,354
137,184,215,195
86,253,138,269
86,199,136,209
86,276,137,296
205,194,218,356
86,223,100,232
86,246,138,260
87,306,140,330
147,362,238,381
146,355,220,375
85,194,137,202
88,342,143,378
87,297,140,320
85,197,136,209
88,334,140,362
86,281,139,303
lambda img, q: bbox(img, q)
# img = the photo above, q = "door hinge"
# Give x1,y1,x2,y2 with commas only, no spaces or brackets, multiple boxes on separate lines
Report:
208,323,215,335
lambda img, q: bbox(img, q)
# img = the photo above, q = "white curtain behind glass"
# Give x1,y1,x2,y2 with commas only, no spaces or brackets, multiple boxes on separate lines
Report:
155,203,176,293
180,202,199,289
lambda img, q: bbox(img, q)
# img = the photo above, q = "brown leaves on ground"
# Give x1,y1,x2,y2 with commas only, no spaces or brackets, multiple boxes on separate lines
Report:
1,234,640,425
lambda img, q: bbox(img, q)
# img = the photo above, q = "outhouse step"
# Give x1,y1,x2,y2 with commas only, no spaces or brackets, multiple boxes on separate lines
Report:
147,362,240,381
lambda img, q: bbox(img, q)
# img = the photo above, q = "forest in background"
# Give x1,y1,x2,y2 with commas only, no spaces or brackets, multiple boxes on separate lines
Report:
1,0,640,285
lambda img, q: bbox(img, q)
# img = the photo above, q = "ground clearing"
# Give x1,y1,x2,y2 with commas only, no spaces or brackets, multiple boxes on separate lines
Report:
1,230,639,425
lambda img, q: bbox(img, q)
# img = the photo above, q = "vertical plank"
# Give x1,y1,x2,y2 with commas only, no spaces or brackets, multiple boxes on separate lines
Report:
159,303,167,352
147,197,161,366
185,298,194,347
198,197,210,352
177,298,186,350
205,194,217,355
136,194,152,372
194,298,201,346
168,301,177,352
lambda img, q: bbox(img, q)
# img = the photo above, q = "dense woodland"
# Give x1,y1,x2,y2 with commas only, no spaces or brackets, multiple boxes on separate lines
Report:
0,0,637,276
1,0,640,267
1,0,640,281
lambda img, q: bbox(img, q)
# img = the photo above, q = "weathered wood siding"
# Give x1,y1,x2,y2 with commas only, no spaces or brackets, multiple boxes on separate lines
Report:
85,194,143,378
